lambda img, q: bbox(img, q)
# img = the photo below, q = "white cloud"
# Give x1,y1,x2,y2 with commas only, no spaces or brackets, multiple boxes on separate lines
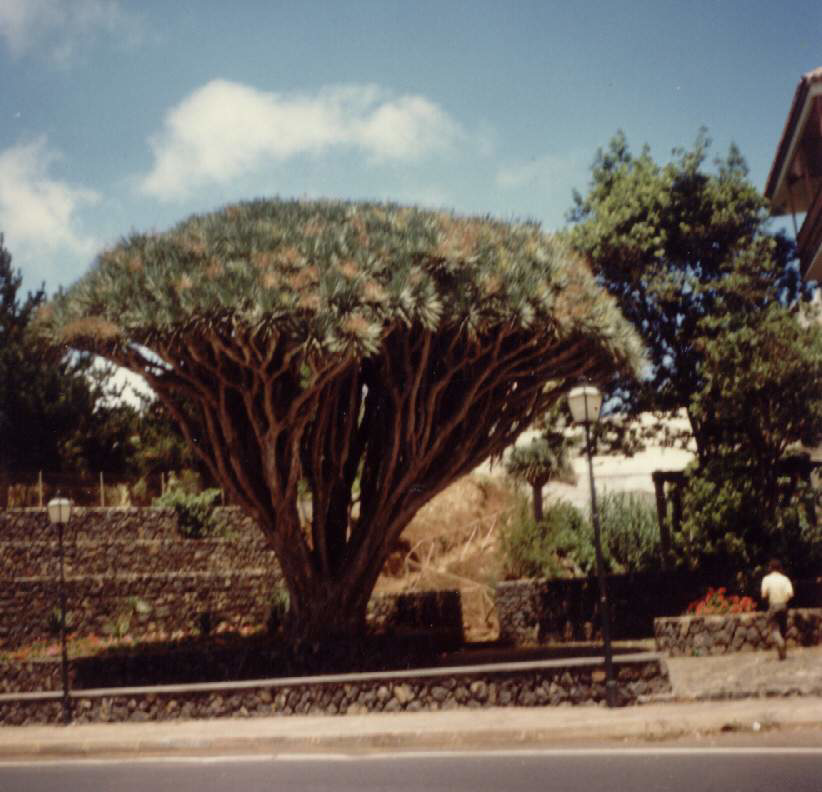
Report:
0,0,141,63
0,137,100,284
140,80,463,201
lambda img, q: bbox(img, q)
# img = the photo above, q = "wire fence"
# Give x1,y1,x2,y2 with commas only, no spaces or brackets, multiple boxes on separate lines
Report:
0,471,196,509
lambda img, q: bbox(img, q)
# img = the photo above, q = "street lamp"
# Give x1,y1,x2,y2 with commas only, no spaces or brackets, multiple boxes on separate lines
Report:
47,496,72,724
567,385,618,708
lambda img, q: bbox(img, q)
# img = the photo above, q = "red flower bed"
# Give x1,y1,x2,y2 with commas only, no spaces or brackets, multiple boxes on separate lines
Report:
686,587,756,616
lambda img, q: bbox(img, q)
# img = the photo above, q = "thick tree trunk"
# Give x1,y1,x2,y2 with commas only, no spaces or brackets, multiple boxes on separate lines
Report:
260,507,379,651
274,561,380,673
284,577,370,645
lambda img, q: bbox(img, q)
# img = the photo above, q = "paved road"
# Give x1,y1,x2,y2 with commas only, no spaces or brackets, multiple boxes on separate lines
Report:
3,747,821,792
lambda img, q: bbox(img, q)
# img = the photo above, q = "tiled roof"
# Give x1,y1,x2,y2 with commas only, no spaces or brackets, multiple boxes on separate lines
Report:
765,67,822,200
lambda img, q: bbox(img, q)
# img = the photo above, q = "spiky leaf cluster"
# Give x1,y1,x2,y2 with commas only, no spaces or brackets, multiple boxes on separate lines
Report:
506,436,577,487
505,404,577,489
43,199,643,369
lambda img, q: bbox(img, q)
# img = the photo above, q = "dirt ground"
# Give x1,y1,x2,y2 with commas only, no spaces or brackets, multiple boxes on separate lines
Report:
374,473,518,642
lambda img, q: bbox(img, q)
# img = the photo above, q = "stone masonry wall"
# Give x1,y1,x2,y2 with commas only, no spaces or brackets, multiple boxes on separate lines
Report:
495,575,707,645
496,575,822,646
0,654,671,726
654,609,822,656
2,573,281,651
1,509,464,654
0,507,282,650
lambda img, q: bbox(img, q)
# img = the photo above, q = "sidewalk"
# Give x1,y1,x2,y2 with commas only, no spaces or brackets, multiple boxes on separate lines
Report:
2,697,821,759
664,644,822,699
2,647,821,760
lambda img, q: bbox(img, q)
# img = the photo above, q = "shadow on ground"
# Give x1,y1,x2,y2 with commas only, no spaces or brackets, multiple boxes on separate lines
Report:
65,633,652,690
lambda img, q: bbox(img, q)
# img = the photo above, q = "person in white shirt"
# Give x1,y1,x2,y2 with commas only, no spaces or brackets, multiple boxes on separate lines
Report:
760,559,794,660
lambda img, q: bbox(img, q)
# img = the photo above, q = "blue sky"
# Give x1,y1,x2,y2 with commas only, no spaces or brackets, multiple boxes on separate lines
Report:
1,0,820,295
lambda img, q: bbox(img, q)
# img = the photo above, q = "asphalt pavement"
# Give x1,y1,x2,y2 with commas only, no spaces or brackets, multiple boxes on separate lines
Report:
6,746,822,792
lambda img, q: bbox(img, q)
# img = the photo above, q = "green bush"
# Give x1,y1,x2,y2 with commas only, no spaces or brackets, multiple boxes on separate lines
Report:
499,496,589,579
498,494,548,579
597,491,661,574
153,486,222,539
499,491,663,580
102,597,151,640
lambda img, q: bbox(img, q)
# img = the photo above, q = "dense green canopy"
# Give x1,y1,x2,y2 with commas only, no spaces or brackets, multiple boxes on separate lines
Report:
569,132,821,578
567,131,804,459
40,198,643,643
0,235,137,490
44,199,641,365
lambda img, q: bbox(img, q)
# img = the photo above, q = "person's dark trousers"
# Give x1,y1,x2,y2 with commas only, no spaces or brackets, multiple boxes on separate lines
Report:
768,604,788,660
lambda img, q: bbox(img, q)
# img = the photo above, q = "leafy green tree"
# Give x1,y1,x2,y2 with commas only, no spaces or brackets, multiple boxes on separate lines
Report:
0,235,143,494
680,298,822,577
52,364,142,477
568,132,821,577
0,236,130,483
40,198,642,644
126,394,213,497
0,234,51,474
691,286,822,472
567,130,805,461
680,456,821,582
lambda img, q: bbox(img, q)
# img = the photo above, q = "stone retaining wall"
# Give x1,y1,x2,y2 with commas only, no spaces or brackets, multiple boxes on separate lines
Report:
0,507,276,576
2,632,449,694
654,609,822,656
495,575,707,645
0,654,671,726
0,507,283,649
1,509,465,652
366,590,463,649
1,573,281,652
496,575,822,646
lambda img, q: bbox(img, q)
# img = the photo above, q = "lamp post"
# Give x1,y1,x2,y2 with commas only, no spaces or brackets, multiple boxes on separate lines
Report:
567,385,617,708
47,496,72,724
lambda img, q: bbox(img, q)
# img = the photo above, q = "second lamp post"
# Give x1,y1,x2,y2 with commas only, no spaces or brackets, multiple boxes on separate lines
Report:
567,385,618,708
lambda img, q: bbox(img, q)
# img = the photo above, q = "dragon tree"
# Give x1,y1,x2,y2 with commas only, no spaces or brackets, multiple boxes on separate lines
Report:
505,406,577,523
39,199,642,644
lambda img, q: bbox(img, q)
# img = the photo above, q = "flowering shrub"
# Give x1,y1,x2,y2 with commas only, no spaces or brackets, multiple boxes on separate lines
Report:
686,587,756,616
